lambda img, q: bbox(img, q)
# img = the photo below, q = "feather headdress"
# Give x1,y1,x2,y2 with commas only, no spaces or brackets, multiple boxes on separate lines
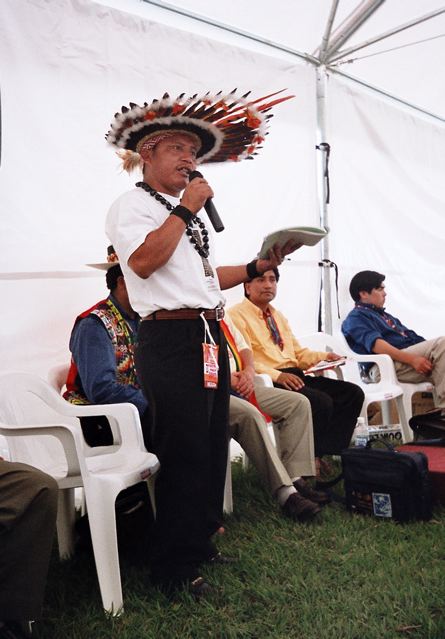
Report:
106,89,294,169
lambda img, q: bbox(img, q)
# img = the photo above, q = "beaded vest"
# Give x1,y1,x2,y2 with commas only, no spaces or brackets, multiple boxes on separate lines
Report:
64,298,139,405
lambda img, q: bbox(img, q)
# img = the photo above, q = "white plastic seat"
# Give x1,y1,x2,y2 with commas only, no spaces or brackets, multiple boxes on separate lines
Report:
298,332,413,443
49,362,233,517
0,371,160,615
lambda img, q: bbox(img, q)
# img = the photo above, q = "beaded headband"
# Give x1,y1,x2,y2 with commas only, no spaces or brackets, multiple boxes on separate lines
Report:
105,89,294,167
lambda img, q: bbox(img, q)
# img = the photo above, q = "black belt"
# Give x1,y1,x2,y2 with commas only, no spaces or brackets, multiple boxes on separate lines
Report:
143,307,225,321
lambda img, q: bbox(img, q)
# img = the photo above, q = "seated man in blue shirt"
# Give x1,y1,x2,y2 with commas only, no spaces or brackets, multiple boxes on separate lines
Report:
342,270,445,412
64,246,149,447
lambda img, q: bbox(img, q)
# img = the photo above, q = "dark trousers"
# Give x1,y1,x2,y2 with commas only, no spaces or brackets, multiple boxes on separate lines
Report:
136,318,230,584
0,461,58,620
275,368,364,456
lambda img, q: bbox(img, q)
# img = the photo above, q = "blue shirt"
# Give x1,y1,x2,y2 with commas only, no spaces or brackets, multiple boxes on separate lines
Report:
341,303,425,356
69,294,148,416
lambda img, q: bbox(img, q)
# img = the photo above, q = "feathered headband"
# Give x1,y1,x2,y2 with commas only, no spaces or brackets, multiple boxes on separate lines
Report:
105,89,294,169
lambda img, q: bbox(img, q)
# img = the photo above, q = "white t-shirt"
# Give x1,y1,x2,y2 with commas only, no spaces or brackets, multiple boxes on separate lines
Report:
106,187,225,317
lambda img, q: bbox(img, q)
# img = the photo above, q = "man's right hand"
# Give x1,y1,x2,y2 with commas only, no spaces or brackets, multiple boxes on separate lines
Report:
181,177,213,214
276,372,305,391
409,355,433,375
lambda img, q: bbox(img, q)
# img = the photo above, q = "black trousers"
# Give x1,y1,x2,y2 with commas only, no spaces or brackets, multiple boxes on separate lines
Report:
275,368,364,456
0,461,58,620
136,318,230,584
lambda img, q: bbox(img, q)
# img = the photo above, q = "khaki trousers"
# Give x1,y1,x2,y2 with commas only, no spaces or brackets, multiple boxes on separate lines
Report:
393,337,445,408
229,385,315,496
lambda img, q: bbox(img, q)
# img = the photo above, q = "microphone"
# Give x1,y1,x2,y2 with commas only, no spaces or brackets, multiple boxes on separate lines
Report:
188,170,225,233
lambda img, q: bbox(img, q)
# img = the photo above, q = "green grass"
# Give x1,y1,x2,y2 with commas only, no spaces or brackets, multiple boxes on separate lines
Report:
35,461,445,639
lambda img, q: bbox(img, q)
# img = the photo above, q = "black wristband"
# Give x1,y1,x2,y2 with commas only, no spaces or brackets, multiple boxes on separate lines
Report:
170,205,193,225
246,259,261,280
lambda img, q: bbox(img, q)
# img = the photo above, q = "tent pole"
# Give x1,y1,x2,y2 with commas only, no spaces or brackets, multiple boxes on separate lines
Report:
315,66,332,335
323,0,385,60
317,0,340,62
328,7,445,64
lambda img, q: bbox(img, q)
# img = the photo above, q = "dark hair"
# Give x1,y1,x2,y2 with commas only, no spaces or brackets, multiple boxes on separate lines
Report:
244,266,280,297
349,270,385,302
106,264,123,291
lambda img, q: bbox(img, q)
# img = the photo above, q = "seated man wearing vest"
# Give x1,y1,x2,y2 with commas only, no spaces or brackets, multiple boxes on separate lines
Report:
66,255,326,522
64,246,150,447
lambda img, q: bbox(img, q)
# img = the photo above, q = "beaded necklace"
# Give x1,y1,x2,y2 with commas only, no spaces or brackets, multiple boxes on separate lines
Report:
136,181,210,258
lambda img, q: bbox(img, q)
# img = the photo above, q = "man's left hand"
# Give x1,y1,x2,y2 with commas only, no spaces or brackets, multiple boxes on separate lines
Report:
256,240,303,273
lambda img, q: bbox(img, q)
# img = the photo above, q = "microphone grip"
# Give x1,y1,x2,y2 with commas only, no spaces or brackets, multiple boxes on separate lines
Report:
188,169,224,233
204,198,225,233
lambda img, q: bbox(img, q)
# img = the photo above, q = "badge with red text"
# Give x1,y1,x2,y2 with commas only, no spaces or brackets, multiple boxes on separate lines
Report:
203,342,219,388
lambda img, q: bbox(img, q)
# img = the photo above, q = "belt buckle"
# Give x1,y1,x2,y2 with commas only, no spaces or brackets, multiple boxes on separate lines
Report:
215,307,225,321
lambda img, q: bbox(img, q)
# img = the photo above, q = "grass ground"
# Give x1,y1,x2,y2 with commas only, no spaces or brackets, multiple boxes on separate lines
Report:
35,461,445,639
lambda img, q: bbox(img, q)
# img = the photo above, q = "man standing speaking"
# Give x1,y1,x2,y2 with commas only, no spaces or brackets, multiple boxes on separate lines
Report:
105,90,297,597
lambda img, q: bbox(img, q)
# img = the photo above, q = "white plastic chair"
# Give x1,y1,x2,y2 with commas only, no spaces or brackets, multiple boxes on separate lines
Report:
50,362,233,516
399,380,435,422
298,332,414,443
0,371,160,615
223,453,233,514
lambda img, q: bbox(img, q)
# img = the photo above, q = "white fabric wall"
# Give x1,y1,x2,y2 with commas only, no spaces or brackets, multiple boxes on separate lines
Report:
0,0,320,376
327,76,445,338
0,0,443,380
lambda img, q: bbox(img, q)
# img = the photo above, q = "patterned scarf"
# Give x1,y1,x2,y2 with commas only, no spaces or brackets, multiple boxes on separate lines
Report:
263,308,284,350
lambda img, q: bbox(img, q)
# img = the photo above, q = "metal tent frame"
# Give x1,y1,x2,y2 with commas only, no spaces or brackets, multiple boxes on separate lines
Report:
142,0,445,332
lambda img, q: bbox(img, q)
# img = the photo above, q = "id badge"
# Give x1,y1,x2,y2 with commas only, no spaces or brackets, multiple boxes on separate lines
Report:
203,342,219,388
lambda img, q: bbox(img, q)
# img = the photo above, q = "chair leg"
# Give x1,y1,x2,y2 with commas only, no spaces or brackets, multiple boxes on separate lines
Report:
402,391,414,423
56,488,75,560
381,401,392,426
146,476,156,519
86,490,123,616
223,456,233,514
396,396,413,443
359,400,370,426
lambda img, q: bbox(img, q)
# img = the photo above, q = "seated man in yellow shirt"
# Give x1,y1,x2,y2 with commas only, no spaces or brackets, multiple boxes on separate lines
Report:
229,268,364,466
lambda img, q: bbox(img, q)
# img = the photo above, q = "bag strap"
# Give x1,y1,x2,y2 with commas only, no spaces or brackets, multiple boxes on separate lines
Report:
366,439,395,452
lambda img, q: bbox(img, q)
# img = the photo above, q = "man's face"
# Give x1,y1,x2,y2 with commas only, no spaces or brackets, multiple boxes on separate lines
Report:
245,270,278,309
359,284,386,308
143,133,200,196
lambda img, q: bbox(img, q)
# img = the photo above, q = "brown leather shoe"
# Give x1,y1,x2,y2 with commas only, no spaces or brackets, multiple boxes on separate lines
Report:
294,478,331,505
282,492,321,522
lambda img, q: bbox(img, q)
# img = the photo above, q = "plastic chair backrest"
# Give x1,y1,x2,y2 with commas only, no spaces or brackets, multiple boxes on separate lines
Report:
48,363,70,394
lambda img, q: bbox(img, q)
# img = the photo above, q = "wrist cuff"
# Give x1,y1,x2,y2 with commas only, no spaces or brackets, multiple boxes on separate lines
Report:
170,205,193,225
246,259,261,280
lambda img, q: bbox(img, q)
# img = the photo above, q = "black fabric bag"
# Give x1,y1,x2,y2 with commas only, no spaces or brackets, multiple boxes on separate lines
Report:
75,482,154,562
340,440,432,522
409,410,445,441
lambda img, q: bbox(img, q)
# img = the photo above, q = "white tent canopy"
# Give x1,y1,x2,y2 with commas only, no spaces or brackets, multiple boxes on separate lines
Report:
0,0,444,376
